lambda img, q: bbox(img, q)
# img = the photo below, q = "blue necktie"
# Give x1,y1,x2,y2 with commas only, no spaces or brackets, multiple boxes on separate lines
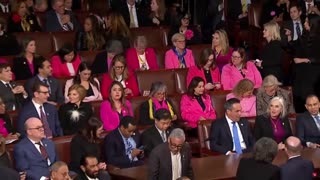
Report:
232,122,243,154
314,116,320,130
296,22,301,37
125,138,133,156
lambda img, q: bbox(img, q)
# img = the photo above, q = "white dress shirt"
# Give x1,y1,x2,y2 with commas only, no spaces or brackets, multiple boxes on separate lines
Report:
32,99,45,118
292,20,303,41
0,3,9,13
127,3,139,27
226,115,247,154
171,152,181,180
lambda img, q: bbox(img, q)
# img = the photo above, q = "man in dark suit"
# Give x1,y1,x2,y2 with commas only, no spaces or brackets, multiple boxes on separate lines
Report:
0,167,20,180
227,0,251,28
0,0,10,13
25,57,64,105
141,108,172,157
104,116,144,168
210,98,255,155
17,81,63,138
148,128,194,180
77,155,111,180
45,0,80,32
0,63,27,111
296,95,320,147
281,136,314,180
299,0,320,20
14,117,57,180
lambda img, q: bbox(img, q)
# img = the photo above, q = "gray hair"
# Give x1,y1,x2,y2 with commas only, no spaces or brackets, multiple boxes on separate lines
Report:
224,98,241,111
105,40,123,54
253,137,278,163
149,81,167,97
50,161,68,172
169,128,185,141
134,36,148,49
267,96,287,119
262,75,282,87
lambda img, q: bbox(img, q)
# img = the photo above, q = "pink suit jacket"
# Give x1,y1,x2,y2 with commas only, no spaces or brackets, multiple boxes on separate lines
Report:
226,93,257,117
100,100,133,131
125,48,159,72
186,66,221,86
221,61,262,90
180,94,217,128
51,55,81,78
165,49,195,69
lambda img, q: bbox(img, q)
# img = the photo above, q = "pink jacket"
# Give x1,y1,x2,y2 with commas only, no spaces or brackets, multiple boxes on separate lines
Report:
186,66,220,86
221,61,262,90
100,100,133,131
180,94,217,128
51,55,81,78
226,93,256,117
64,78,102,103
125,47,159,72
165,49,195,69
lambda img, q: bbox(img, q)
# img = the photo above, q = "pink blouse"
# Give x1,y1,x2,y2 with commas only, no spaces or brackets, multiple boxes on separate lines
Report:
226,93,256,117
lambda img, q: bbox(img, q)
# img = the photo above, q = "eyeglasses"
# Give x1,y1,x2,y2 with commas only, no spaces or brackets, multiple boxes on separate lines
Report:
231,56,242,59
37,91,50,94
114,66,125,70
170,142,184,149
28,126,44,131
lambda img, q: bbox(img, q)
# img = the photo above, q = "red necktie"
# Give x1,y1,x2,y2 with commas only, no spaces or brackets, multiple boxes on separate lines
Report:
36,142,48,160
39,106,53,138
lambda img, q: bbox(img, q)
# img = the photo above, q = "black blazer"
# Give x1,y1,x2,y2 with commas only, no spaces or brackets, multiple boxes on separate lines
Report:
296,112,320,146
7,14,41,33
141,125,171,157
227,0,243,20
91,51,108,74
12,55,42,80
148,142,194,180
253,114,292,143
113,2,148,27
299,0,320,20
0,167,20,180
0,81,26,111
45,10,80,32
0,32,20,56
281,156,314,180
209,117,255,154
236,158,281,180
104,129,144,168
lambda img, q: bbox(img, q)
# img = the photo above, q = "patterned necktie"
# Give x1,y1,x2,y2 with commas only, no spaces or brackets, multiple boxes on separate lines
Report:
161,131,166,142
129,6,135,28
296,22,301,37
125,138,133,156
35,142,48,160
315,116,320,130
232,122,243,154
39,106,53,138
43,79,51,94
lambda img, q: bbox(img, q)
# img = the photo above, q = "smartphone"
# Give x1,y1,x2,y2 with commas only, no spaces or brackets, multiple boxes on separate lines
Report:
138,145,145,150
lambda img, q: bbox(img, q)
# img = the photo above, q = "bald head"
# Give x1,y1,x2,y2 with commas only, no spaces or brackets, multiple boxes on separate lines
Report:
25,117,42,130
285,136,303,156
25,117,45,141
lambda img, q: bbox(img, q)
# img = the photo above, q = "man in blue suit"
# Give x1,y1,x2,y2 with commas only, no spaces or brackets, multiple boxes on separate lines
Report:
14,117,57,180
17,81,63,138
281,136,314,180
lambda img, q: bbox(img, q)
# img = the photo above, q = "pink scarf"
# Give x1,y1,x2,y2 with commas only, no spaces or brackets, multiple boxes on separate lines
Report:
152,98,169,110
0,118,8,137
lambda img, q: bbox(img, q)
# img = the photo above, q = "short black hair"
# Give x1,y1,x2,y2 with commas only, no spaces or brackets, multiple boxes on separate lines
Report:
120,116,136,128
154,108,172,121
80,154,98,166
0,63,11,73
224,98,240,110
34,56,47,74
57,43,76,63
32,81,49,93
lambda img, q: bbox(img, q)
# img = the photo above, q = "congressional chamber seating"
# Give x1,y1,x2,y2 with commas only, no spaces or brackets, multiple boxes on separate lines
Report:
51,31,77,51
78,50,102,66
189,44,212,62
197,120,219,157
129,26,169,49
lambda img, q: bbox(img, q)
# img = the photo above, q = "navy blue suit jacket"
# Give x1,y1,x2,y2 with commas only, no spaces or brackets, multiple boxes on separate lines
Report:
17,101,63,137
14,138,57,180
25,75,64,104
296,112,320,146
210,117,255,154
45,10,80,32
104,129,144,168
281,156,314,180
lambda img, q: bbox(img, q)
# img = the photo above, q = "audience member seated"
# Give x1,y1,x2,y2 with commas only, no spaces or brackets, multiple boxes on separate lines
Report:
148,128,194,180
211,29,233,71
7,0,41,33
227,79,256,117
12,37,43,80
78,155,110,180
299,0,320,20
254,96,292,149
125,36,159,72
141,109,172,157
34,0,48,13
281,136,314,180
0,63,27,111
256,22,285,82
168,11,201,45
148,0,168,26
165,33,195,69
51,44,81,78
59,84,93,135
0,97,20,143
25,0,35,14
104,116,144,168
76,15,105,51
64,62,102,103
227,0,250,29
25,56,64,106
221,47,262,90
91,40,123,74
139,81,177,125
45,0,80,32
0,135,11,167
103,10,131,50
210,98,255,155
70,117,106,174
256,75,295,116
260,0,290,26
296,95,320,148
14,117,57,180
50,161,71,180
187,48,221,90
17,82,63,137
0,17,20,56
236,137,280,180
101,55,139,99
181,77,216,136
100,81,133,131
0,0,10,13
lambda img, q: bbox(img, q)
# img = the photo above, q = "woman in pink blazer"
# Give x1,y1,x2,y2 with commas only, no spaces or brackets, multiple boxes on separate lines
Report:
126,36,159,72
101,54,140,99
165,33,195,69
221,48,262,90
187,48,221,90
100,81,133,131
51,44,81,78
180,77,217,136
226,79,256,117
212,29,233,71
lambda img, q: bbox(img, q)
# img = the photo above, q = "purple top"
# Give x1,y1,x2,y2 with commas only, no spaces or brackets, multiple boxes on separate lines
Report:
214,47,233,71
107,57,112,71
271,117,285,143
27,60,34,75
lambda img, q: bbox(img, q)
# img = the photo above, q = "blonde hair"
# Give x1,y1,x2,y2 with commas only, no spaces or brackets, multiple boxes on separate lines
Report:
263,75,282,87
68,84,87,101
212,29,230,55
263,21,281,41
232,79,254,97
171,33,185,43
150,0,166,20
267,96,287,119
